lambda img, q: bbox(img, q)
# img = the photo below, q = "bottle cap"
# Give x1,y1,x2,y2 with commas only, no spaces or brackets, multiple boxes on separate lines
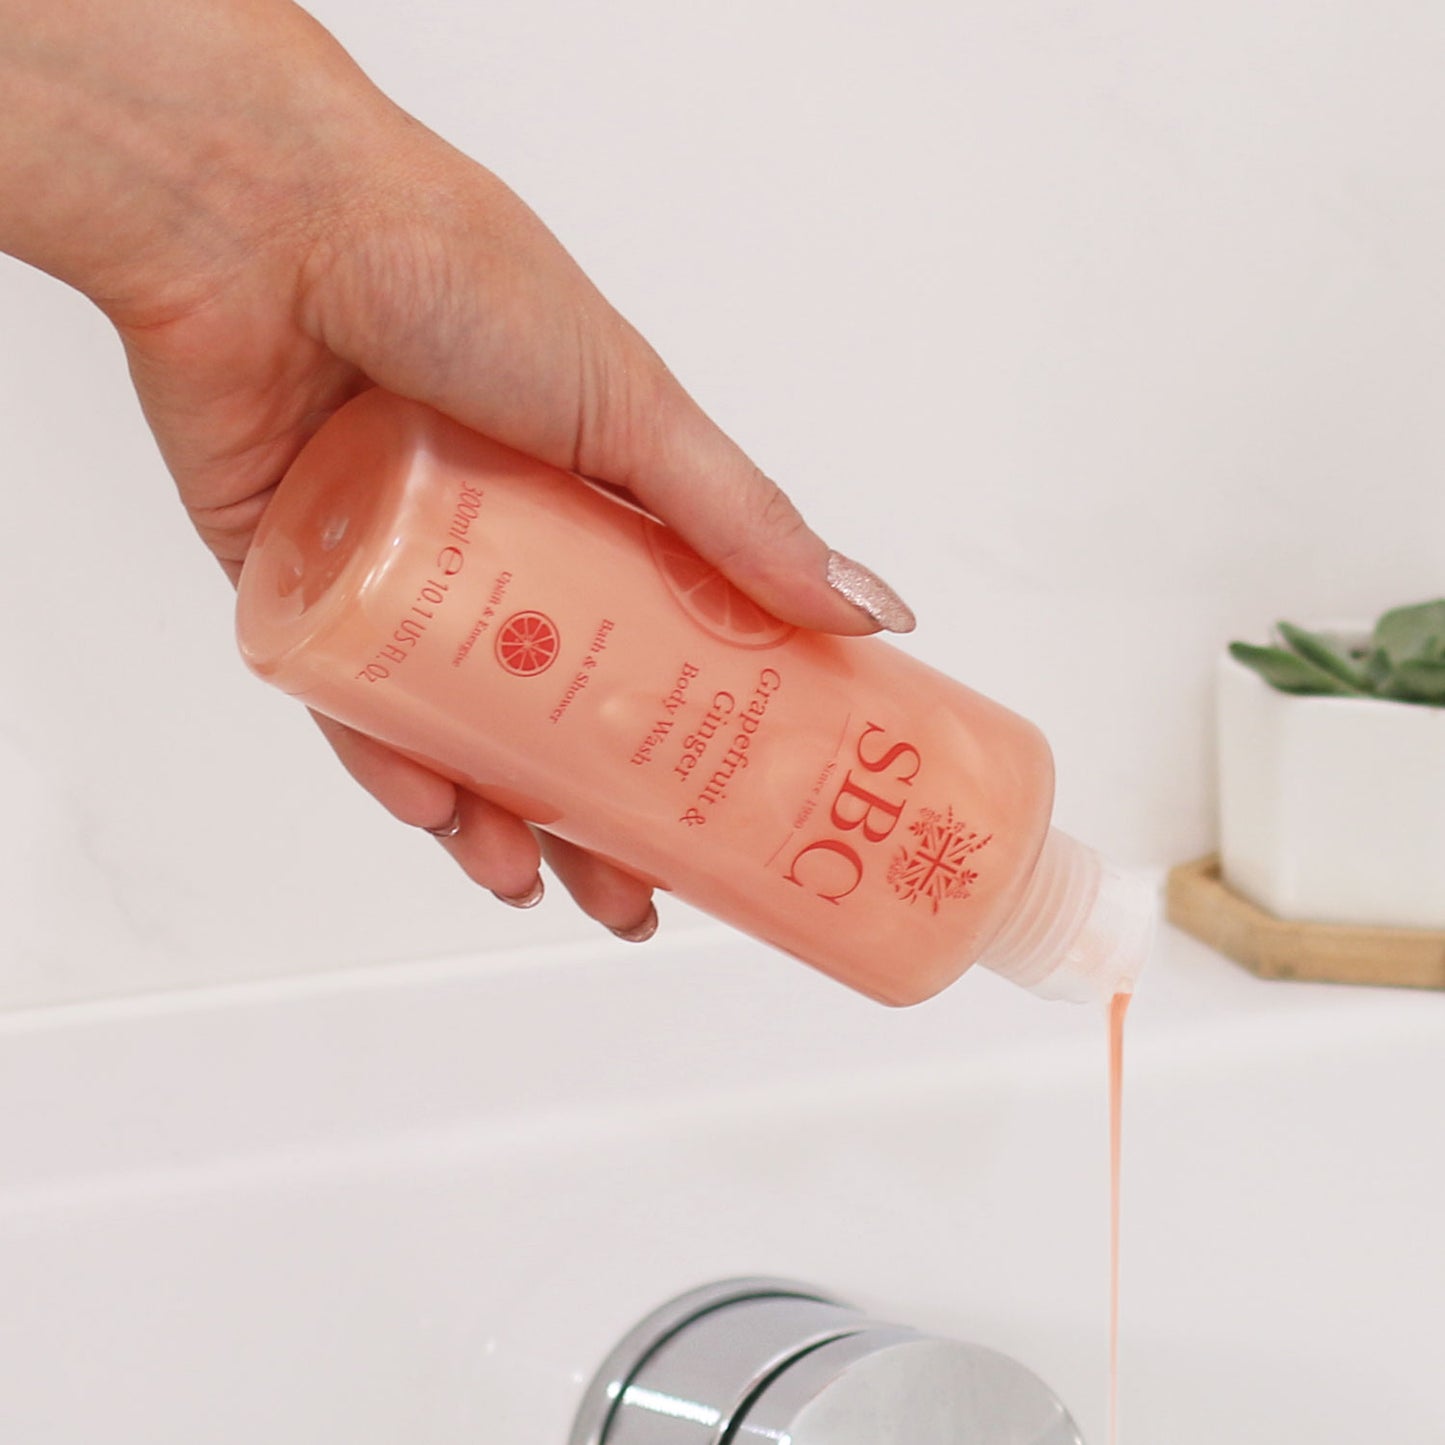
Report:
979,829,1157,1003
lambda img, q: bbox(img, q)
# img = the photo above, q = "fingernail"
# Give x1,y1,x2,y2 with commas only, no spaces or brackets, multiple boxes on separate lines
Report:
826,551,916,633
492,875,545,909
608,902,659,944
423,807,462,839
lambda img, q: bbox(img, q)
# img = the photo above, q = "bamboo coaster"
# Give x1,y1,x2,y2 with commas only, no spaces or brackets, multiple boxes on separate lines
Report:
1166,855,1445,990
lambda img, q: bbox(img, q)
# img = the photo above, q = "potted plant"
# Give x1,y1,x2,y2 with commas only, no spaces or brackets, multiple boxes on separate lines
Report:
1217,598,1445,931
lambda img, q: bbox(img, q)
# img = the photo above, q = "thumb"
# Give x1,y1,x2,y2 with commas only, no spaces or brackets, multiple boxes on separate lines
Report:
571,306,918,638
307,144,915,637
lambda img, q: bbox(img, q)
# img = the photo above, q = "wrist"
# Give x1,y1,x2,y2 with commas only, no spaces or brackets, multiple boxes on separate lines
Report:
0,0,385,322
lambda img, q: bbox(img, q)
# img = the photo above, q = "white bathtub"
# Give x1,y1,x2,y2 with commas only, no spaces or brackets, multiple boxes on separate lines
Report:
2,920,1442,1443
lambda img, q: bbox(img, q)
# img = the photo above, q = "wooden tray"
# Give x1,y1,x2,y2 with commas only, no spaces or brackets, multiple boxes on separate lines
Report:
1166,855,1445,990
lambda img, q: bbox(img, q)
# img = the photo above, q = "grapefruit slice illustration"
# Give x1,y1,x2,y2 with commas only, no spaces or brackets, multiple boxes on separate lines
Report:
496,610,560,676
645,525,795,650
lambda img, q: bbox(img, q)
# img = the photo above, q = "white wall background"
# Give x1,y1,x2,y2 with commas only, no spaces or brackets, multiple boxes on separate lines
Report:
3,0,1442,1009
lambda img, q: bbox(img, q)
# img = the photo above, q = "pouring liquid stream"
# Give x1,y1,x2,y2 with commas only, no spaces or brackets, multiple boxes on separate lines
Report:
1108,989,1132,1445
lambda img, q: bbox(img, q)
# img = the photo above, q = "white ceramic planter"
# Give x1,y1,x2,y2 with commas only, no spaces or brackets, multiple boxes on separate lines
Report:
1217,643,1445,930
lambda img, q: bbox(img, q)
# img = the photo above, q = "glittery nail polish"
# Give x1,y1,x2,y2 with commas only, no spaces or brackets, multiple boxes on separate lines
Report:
493,875,545,909
608,903,658,943
826,551,916,633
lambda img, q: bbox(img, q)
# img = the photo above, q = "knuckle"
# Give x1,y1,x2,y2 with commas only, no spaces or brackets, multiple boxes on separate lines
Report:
750,471,808,540
713,468,807,575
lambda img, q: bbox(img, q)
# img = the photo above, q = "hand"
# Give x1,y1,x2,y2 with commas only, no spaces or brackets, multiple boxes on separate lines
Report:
0,0,914,940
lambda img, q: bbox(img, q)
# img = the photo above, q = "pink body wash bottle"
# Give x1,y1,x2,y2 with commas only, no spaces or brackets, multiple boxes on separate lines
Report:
236,389,1153,1005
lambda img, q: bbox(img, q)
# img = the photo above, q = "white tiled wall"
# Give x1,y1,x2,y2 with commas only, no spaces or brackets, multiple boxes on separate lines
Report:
4,0,1443,1009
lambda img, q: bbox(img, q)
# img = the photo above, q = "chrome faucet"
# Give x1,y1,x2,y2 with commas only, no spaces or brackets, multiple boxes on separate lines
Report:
570,1278,1085,1445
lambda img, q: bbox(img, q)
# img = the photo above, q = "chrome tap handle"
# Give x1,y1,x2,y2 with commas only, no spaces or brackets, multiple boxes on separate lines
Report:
570,1278,1084,1445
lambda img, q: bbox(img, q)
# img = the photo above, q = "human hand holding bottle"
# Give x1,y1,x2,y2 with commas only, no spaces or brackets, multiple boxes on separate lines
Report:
0,0,914,939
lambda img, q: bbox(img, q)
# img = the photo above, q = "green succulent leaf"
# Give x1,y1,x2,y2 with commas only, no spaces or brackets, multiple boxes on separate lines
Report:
1373,598,1445,668
1382,659,1445,704
1275,621,1371,690
1228,642,1366,697
1364,646,1393,690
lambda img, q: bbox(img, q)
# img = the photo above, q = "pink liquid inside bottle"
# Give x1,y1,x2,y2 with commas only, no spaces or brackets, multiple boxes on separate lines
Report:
236,389,1154,1005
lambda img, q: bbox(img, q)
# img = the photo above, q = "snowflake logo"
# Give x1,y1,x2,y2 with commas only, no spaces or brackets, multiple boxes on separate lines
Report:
887,808,992,913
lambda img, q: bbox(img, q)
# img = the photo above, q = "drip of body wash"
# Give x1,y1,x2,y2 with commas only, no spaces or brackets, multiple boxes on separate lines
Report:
1108,989,1131,1445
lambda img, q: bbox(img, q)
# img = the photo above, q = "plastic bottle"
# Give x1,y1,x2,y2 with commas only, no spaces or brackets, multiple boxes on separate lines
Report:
235,389,1154,1005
